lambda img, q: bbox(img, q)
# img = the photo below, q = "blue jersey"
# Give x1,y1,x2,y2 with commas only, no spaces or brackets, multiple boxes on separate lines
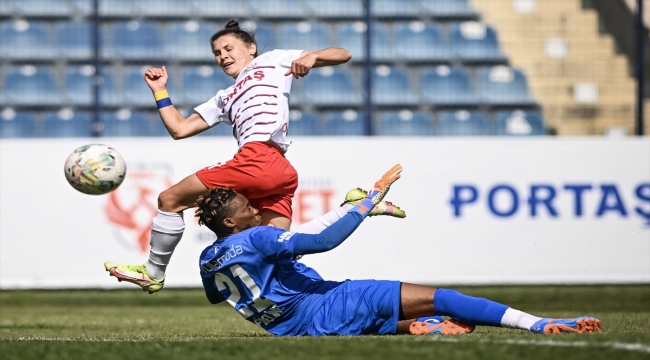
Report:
199,226,343,336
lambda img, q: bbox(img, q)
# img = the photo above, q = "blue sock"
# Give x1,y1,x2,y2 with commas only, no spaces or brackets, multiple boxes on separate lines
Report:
433,288,508,327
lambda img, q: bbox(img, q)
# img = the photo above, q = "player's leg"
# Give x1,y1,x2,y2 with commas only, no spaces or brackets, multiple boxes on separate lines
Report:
399,283,601,335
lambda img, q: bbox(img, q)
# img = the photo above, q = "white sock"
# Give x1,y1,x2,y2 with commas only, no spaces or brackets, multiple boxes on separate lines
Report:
293,204,353,234
500,308,543,330
145,210,185,280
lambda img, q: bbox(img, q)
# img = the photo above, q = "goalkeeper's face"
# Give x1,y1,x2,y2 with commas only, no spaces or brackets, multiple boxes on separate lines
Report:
226,193,263,232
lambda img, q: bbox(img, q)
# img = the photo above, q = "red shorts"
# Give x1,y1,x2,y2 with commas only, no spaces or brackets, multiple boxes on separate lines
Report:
195,142,298,219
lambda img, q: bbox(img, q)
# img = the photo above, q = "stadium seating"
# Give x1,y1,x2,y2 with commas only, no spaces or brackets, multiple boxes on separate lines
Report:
99,68,121,106
449,22,506,62
335,22,393,61
301,67,360,106
371,66,417,105
0,1,14,16
64,66,96,106
476,66,536,105
370,0,419,18
437,110,491,136
191,0,251,18
494,110,545,136
0,21,55,60
419,66,478,106
107,21,164,59
56,22,93,60
287,110,323,136
277,22,331,53
394,21,450,61
305,0,363,18
323,110,366,136
99,0,136,17
42,109,92,137
250,0,306,18
123,66,170,106
374,110,435,136
165,21,218,61
101,110,151,137
12,0,73,17
181,66,233,106
420,0,478,18
134,0,194,17
252,22,277,53
3,66,59,106
0,109,36,138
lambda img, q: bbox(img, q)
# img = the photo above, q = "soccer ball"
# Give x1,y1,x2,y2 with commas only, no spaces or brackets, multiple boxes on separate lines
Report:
64,144,127,195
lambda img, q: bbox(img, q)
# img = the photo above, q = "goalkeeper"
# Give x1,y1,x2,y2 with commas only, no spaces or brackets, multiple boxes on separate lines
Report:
196,165,602,336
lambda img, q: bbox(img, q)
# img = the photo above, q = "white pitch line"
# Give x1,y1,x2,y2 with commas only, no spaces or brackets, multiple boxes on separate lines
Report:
413,336,650,354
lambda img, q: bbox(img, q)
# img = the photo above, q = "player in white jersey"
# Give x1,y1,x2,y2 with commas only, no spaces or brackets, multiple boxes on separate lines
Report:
104,20,403,293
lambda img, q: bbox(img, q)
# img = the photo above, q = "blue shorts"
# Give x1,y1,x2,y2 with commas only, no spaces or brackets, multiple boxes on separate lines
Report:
305,280,401,336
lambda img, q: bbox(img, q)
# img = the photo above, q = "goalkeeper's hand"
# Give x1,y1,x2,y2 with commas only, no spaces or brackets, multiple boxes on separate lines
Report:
351,164,402,217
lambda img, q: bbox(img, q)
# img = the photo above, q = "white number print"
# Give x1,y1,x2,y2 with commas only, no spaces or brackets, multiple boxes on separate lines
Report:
213,265,276,320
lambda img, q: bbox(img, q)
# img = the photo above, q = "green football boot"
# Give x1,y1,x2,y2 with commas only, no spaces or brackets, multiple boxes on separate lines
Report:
341,188,406,218
104,262,164,294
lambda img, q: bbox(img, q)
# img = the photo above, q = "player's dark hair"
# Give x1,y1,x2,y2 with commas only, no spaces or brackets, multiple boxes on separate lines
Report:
194,186,238,235
210,19,258,57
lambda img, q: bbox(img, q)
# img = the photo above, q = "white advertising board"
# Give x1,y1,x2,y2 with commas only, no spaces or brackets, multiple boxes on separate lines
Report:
1,137,648,288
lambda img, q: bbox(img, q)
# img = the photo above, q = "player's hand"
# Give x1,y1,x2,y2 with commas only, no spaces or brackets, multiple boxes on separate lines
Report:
368,164,402,205
144,66,169,92
284,53,318,79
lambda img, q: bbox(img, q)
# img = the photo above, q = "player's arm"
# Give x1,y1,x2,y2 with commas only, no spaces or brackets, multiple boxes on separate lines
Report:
284,48,351,79
144,66,211,139
202,277,225,304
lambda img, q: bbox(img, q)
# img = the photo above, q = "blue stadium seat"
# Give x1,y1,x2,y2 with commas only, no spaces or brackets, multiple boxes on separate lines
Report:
166,21,217,61
43,109,92,137
371,66,417,105
0,1,14,16
99,68,121,106
0,109,36,138
323,110,365,136
99,0,136,16
278,22,330,52
288,110,323,136
374,110,434,136
250,0,306,18
191,0,251,18
72,0,93,15
420,66,478,106
437,110,490,136
305,0,363,18
13,0,73,16
449,22,506,62
253,22,276,54
494,110,545,136
301,67,360,106
101,110,152,137
56,22,92,60
370,0,419,17
0,21,55,60
134,0,193,17
181,66,233,106
123,66,173,106
64,66,96,106
3,66,59,106
335,22,393,61
476,66,536,105
420,0,478,18
109,21,164,59
394,21,450,61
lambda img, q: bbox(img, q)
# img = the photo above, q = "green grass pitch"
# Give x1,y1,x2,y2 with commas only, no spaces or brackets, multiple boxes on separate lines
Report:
1,285,648,360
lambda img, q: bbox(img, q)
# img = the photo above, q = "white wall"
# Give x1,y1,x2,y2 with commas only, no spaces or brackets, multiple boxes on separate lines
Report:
1,137,648,288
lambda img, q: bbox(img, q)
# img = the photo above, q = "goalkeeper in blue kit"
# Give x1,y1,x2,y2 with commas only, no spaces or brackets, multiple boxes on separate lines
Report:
197,165,602,336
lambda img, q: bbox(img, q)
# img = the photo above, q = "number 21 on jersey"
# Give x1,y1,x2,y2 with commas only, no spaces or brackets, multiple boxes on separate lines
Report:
213,264,276,319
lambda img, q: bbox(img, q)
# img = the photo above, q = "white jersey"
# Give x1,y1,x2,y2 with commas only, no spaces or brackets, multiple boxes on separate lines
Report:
194,49,304,153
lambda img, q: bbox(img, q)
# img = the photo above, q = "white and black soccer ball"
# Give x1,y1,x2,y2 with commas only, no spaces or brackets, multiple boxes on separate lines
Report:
64,144,127,195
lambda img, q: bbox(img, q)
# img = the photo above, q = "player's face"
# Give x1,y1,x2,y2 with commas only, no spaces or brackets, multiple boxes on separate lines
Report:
212,34,257,78
229,193,262,230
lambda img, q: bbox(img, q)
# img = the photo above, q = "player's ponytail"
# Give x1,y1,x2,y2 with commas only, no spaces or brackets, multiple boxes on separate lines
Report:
210,19,258,57
194,186,238,235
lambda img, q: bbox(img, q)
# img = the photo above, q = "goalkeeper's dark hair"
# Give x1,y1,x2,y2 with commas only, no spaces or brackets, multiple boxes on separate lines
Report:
194,186,238,235
210,19,258,57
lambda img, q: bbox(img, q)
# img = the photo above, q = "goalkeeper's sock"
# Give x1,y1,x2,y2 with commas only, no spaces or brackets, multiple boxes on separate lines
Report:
293,204,353,234
433,289,542,330
145,210,185,280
